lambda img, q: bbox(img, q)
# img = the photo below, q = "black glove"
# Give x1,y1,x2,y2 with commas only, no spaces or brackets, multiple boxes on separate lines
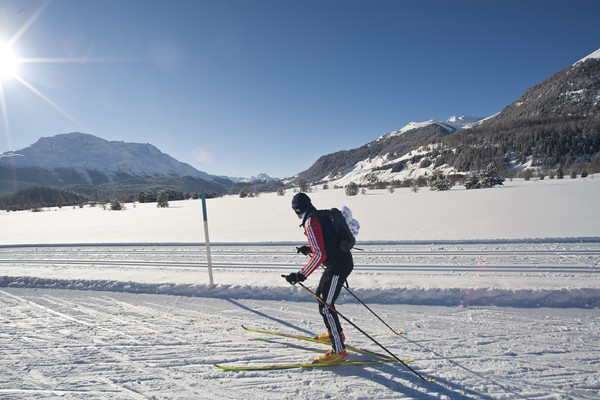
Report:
285,271,306,285
296,246,312,256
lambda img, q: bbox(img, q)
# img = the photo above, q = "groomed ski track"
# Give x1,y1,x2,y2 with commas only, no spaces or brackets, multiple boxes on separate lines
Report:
0,288,598,399
1,240,599,308
0,240,599,398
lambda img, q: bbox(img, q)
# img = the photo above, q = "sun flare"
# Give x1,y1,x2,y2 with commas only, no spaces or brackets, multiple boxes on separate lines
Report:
0,43,18,80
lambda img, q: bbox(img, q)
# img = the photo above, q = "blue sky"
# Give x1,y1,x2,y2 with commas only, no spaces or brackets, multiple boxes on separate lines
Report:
0,0,599,179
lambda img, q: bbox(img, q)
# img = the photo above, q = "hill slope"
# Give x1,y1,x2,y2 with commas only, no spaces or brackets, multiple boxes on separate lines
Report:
293,49,600,186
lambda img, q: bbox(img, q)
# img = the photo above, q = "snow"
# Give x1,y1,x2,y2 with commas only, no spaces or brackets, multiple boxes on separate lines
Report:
376,115,485,141
575,47,600,64
1,176,600,399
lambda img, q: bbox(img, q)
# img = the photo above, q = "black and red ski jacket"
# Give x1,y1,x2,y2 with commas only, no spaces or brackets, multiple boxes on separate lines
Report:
300,211,353,278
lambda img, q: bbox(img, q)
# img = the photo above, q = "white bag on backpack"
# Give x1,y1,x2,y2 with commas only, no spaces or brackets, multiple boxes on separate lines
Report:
341,206,360,237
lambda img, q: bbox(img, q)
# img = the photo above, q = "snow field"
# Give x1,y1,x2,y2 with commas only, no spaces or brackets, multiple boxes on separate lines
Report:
1,175,600,245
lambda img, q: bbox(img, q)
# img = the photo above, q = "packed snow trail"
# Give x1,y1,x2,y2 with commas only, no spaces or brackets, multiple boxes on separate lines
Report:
0,288,598,399
1,241,599,308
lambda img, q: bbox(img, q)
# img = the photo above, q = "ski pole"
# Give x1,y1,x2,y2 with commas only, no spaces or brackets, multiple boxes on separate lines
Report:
282,275,432,382
297,252,404,336
319,265,404,336
341,280,404,336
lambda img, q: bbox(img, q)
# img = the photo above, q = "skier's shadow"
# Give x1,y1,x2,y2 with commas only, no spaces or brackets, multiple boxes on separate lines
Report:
224,298,495,400
224,298,314,335
327,362,495,400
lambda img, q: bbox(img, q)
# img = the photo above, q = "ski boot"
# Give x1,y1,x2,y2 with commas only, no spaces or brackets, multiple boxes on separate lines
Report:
314,331,345,343
313,349,348,364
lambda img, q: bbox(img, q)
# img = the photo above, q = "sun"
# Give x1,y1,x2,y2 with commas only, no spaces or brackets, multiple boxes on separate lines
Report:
0,43,18,80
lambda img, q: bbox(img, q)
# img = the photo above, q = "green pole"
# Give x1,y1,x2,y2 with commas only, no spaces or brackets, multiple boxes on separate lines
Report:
201,190,214,288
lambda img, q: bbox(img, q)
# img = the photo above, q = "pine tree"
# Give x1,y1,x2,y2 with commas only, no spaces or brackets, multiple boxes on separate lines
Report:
345,182,359,196
157,191,169,208
110,198,124,211
428,170,453,191
465,164,505,189
480,164,505,187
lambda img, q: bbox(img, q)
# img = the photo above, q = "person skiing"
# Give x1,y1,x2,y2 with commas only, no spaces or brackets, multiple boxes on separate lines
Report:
284,192,354,364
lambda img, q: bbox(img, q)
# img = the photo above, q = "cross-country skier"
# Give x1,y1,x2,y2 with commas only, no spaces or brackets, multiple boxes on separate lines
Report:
284,192,354,364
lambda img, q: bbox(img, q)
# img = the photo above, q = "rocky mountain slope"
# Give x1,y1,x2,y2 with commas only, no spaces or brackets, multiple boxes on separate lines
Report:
293,49,600,186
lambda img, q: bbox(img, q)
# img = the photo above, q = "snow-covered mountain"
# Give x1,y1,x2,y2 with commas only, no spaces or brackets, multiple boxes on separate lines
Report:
576,47,600,64
0,133,280,192
294,47,600,186
322,116,488,186
292,115,485,185
0,133,236,197
0,132,214,183
376,115,485,142
228,173,280,183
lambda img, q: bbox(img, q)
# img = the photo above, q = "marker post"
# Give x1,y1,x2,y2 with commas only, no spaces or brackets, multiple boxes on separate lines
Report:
201,190,214,288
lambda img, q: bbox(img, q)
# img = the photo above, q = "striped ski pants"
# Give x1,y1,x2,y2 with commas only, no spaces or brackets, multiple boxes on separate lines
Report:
316,268,348,353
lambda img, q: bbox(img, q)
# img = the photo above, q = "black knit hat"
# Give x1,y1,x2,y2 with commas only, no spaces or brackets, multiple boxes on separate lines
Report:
291,192,315,214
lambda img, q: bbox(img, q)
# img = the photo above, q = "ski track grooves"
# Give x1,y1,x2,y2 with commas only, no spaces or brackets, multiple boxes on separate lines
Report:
1,289,598,399
1,241,599,309
0,289,228,399
0,239,598,399
0,241,598,271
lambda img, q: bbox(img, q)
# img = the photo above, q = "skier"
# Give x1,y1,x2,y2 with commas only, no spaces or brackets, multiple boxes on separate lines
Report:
284,192,354,364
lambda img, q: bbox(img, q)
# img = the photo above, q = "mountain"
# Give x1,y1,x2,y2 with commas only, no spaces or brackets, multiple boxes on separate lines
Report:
434,50,600,173
577,48,600,63
228,173,280,183
0,133,233,196
293,48,600,186
376,115,486,142
1,133,213,183
292,116,485,184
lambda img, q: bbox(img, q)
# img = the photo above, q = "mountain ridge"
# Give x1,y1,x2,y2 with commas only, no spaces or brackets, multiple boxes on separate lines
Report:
0,132,214,183
0,133,238,197
376,115,486,142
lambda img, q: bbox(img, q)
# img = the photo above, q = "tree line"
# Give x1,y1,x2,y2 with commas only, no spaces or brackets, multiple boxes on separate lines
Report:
0,186,220,211
0,186,88,211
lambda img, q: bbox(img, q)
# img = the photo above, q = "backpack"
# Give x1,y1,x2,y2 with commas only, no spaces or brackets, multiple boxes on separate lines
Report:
320,207,359,252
